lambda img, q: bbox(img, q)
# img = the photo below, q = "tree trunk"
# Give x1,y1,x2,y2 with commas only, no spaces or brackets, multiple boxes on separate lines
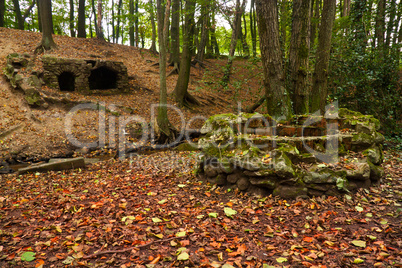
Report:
91,0,98,38
256,0,292,119
149,0,157,52
35,0,57,53
374,0,385,53
310,0,336,114
169,0,180,68
135,0,139,46
392,1,402,47
130,0,135,46
96,0,105,40
173,0,199,107
77,0,86,38
385,0,397,49
250,0,257,57
12,0,24,29
69,0,75,37
210,11,220,56
156,0,175,143
279,0,290,57
116,0,122,42
310,0,321,47
221,0,246,87
0,0,4,27
195,2,209,64
343,0,350,16
287,0,311,115
241,12,250,57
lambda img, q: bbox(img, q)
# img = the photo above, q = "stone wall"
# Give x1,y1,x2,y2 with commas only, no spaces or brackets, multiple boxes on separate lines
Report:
197,109,385,198
42,56,128,93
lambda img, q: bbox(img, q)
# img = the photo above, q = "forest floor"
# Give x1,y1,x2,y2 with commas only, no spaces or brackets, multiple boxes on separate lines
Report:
0,28,401,268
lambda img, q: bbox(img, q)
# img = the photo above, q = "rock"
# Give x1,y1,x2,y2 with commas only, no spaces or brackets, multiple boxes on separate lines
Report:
175,142,198,152
204,163,219,177
272,152,295,178
216,174,227,186
303,167,345,184
363,146,383,165
346,162,370,181
273,184,308,199
249,177,277,189
367,160,384,181
236,176,250,190
227,173,240,184
18,157,85,174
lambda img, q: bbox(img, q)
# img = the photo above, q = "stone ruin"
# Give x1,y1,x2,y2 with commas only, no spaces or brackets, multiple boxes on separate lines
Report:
197,109,385,198
3,53,129,107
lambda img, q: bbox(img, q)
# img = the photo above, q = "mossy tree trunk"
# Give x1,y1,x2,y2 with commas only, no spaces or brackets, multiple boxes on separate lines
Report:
287,0,311,115
35,0,57,54
255,0,292,119
310,0,336,114
156,0,176,143
173,0,199,107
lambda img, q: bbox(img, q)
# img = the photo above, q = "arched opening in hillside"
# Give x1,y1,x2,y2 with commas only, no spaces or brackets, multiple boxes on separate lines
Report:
89,67,118,90
58,72,75,91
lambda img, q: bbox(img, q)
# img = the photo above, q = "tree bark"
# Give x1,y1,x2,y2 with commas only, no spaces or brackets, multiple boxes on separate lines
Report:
169,0,180,68
91,0,98,38
156,0,176,143
250,0,257,57
310,0,321,47
173,0,199,107
35,0,57,53
130,0,135,46
256,0,292,119
221,0,246,87
279,0,290,57
149,0,157,52
12,0,24,29
241,12,250,57
135,0,139,46
0,0,4,27
385,0,397,49
195,2,210,64
69,0,75,37
116,0,122,43
77,0,86,38
310,0,336,114
374,0,385,50
210,11,220,56
287,0,311,115
96,0,105,40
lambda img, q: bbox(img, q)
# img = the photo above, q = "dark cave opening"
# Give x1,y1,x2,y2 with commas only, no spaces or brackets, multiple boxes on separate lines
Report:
89,67,118,90
58,72,75,91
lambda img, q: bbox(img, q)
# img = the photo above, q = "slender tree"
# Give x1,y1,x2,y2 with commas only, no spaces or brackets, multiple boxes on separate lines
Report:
374,0,385,51
195,1,210,64
310,0,336,114
91,0,98,38
35,0,57,53
173,0,199,107
135,0,139,46
385,0,397,49
0,0,4,27
130,0,135,46
149,0,157,52
96,0,105,40
255,0,292,119
77,0,86,37
169,0,180,71
221,0,246,87
156,0,176,142
12,0,24,29
69,0,75,37
210,10,220,56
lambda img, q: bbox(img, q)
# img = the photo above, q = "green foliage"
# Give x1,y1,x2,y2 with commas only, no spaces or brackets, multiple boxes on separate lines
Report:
328,1,401,136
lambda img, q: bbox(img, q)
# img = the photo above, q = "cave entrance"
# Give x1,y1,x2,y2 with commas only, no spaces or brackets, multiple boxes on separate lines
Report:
58,72,75,91
89,67,118,90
